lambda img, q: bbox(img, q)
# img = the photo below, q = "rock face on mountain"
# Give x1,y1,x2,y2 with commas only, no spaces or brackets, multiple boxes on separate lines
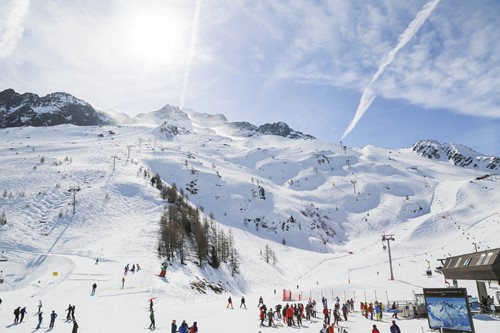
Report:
412,140,499,170
228,121,315,139
0,89,111,128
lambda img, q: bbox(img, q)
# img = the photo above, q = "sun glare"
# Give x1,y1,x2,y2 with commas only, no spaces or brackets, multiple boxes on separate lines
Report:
125,5,189,66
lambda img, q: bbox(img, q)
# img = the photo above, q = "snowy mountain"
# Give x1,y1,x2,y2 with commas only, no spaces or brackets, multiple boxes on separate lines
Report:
427,299,471,329
0,89,111,127
0,94,499,332
413,139,499,171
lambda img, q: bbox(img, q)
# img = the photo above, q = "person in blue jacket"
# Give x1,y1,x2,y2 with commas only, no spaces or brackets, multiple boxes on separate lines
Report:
178,320,189,333
390,320,401,333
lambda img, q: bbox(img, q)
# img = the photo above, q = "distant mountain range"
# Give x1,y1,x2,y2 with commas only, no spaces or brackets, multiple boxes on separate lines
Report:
0,89,314,140
0,89,497,170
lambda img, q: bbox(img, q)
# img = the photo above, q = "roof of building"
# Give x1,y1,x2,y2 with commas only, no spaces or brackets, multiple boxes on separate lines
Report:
441,248,500,281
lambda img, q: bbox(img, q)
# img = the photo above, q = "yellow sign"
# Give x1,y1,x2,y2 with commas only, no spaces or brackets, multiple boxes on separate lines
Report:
52,272,58,277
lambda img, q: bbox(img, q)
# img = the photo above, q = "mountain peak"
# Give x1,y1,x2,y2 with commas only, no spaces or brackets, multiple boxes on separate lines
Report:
412,139,499,170
0,88,110,127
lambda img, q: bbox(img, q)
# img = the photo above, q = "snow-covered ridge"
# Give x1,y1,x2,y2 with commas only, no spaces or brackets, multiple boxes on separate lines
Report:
0,89,111,127
412,139,499,171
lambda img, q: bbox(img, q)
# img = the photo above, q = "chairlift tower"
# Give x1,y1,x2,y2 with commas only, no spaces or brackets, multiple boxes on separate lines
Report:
111,155,118,171
382,234,395,280
68,186,81,215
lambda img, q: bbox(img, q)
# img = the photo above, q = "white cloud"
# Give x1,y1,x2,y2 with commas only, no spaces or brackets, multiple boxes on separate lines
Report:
0,0,30,60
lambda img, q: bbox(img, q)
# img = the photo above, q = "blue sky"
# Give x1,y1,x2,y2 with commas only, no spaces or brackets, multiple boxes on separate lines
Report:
1,0,499,155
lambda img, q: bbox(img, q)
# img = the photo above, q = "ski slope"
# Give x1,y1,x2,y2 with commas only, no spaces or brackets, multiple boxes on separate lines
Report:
0,124,499,332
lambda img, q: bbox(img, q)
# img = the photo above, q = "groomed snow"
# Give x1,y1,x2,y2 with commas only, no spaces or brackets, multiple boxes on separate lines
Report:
0,124,499,332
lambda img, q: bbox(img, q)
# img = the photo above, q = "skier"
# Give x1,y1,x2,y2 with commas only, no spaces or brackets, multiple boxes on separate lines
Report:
149,299,154,311
49,310,58,329
258,296,264,308
390,320,401,333
259,308,265,326
13,306,20,324
91,282,97,295
36,312,43,329
295,305,302,327
374,302,381,321
71,305,76,321
149,310,156,330
319,324,327,333
267,307,274,327
20,307,27,322
240,296,246,308
37,300,42,314
179,320,189,333
122,276,125,288
171,319,177,333
342,303,348,321
227,296,233,309
391,302,399,319
372,324,380,333
72,319,79,333
189,321,198,333
66,304,73,320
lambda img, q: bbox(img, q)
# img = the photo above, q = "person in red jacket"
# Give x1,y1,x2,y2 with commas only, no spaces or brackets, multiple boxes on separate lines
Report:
286,306,294,326
372,324,380,333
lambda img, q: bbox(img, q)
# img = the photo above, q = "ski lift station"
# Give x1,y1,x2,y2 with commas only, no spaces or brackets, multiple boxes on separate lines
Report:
441,247,500,313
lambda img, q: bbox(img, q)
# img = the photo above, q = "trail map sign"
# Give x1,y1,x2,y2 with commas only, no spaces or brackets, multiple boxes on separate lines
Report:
423,288,475,333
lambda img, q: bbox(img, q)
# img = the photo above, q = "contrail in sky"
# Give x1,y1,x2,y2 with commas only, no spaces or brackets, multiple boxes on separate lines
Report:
341,0,441,141
0,0,30,60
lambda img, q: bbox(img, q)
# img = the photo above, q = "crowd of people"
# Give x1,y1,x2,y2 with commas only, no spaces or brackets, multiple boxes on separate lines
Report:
9,301,79,332
254,295,355,331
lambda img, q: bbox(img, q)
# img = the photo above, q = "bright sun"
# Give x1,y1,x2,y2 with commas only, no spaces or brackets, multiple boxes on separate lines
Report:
123,4,190,66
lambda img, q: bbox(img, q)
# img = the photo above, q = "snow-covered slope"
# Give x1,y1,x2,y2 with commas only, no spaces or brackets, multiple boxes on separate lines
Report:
0,124,499,332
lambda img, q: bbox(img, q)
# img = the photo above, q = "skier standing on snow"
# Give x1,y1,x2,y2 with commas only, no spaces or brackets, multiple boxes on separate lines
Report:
372,324,380,333
66,304,73,320
20,307,27,322
259,308,265,326
258,296,264,308
122,277,125,288
91,283,97,295
179,320,189,333
227,296,233,309
72,319,79,333
37,300,42,314
49,310,58,329
171,319,177,333
13,306,20,324
267,307,274,327
71,305,76,321
390,320,401,333
149,310,156,330
149,299,154,311
36,312,43,329
240,296,246,309
189,321,198,333
342,303,348,321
